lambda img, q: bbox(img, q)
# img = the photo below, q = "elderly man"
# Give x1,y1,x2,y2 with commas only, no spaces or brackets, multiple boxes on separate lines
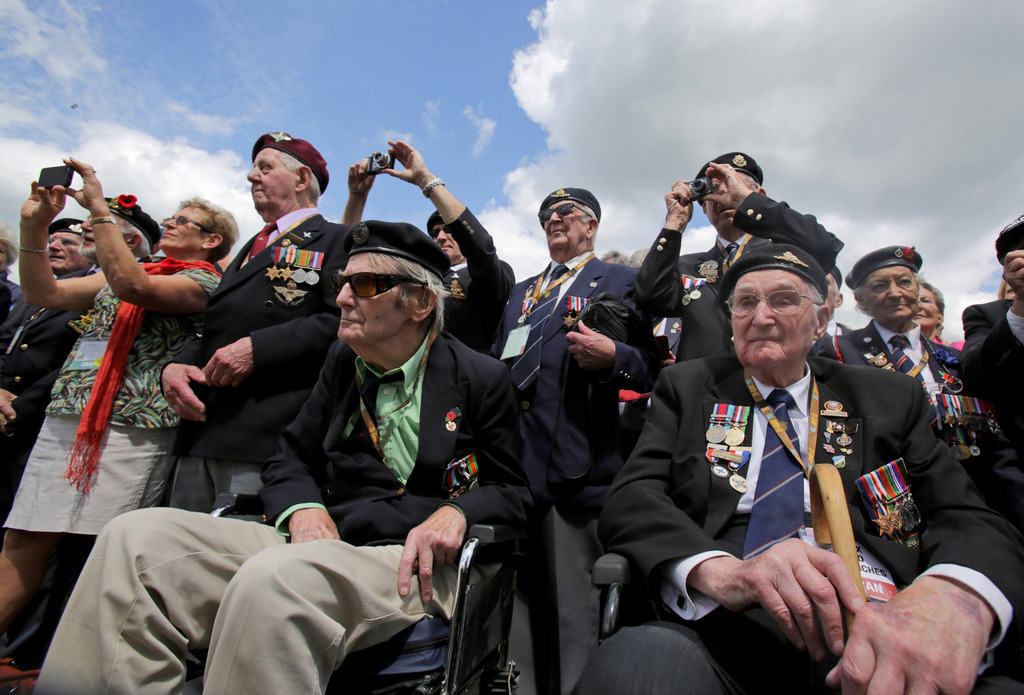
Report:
816,246,1024,533
342,141,514,353
635,152,843,363
36,221,531,695
163,132,349,512
493,187,658,694
575,244,1024,694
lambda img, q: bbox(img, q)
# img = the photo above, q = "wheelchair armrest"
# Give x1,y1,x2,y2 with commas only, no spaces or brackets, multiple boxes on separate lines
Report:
210,492,264,518
466,524,524,545
591,553,631,587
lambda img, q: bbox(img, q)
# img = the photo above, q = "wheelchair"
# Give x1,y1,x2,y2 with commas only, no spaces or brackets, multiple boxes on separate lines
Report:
185,493,522,695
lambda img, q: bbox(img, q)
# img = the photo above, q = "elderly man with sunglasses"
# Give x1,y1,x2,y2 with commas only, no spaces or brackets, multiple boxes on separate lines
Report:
493,187,659,694
574,244,1024,695
161,132,350,513
36,220,531,695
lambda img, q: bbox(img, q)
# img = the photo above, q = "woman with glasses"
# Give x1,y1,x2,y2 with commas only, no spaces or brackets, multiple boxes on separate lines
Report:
0,158,238,639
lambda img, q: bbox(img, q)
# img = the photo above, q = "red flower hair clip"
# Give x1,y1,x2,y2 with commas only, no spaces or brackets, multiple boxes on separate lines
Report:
116,194,137,209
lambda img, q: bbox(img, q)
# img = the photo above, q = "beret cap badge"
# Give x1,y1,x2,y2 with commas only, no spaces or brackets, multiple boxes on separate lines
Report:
268,132,293,142
774,251,808,267
351,222,369,245
732,154,748,167
551,189,570,198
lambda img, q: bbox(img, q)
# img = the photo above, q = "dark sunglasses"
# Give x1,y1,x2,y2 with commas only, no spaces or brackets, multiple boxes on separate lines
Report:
538,202,587,225
163,215,215,235
332,271,427,297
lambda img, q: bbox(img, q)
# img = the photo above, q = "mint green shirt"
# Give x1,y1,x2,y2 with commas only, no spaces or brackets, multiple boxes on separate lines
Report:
275,334,431,534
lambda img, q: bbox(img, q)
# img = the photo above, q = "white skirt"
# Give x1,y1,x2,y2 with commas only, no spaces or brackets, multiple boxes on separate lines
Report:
5,414,176,535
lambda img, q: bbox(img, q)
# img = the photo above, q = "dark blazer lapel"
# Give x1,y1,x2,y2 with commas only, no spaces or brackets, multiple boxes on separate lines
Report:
541,259,605,346
213,214,327,298
417,339,462,467
702,370,755,536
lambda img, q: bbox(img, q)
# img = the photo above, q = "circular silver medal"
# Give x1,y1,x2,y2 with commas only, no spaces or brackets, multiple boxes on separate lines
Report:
897,500,921,530
689,289,702,300
706,425,727,444
724,427,744,447
729,474,749,493
711,464,730,478
305,270,319,285
969,444,981,457
950,444,964,460
292,268,307,284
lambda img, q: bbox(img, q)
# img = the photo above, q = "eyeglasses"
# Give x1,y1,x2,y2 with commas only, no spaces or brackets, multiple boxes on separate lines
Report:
163,215,215,235
725,290,820,316
538,202,588,225
332,271,427,297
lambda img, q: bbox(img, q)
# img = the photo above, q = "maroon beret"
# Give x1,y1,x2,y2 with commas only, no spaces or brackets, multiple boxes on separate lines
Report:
251,132,329,193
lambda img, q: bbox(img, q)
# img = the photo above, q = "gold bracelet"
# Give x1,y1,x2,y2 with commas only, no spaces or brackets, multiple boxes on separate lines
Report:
19,245,47,254
89,215,114,226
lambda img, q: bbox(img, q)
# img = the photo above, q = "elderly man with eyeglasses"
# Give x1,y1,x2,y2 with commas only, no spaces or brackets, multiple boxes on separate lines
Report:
574,243,1024,695
36,220,531,695
493,187,659,694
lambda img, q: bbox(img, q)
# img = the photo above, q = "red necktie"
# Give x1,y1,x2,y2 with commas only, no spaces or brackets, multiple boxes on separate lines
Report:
247,222,277,259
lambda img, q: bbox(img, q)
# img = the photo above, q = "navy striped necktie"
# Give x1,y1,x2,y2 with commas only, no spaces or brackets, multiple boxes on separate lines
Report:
742,388,804,559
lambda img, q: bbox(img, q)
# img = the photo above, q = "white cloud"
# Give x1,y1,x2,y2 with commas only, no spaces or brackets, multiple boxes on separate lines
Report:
423,100,441,137
488,0,1024,340
463,105,497,156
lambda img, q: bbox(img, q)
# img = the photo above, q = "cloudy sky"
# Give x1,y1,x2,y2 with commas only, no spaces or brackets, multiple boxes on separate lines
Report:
2,0,1021,339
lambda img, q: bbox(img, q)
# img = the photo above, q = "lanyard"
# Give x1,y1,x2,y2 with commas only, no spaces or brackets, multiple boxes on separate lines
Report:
744,370,820,477
717,234,751,273
355,331,436,464
900,346,929,378
520,253,595,319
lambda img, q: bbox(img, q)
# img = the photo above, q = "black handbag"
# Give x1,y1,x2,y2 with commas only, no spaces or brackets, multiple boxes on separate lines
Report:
567,292,659,354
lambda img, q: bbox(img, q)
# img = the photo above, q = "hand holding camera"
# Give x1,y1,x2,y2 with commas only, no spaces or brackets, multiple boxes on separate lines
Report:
664,179,695,232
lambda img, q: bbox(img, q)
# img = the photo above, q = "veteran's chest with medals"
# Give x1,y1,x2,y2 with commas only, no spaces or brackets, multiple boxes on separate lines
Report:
264,232,323,308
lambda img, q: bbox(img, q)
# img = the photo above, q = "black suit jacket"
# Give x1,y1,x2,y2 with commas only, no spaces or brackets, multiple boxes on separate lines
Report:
493,258,659,508
635,192,843,363
441,209,514,353
962,300,1024,442
259,334,531,546
599,355,1024,668
172,214,349,463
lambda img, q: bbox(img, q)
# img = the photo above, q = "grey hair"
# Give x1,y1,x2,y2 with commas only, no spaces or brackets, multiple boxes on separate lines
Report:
600,249,629,265
918,277,945,315
279,151,321,205
117,216,151,258
362,252,445,334
0,220,17,267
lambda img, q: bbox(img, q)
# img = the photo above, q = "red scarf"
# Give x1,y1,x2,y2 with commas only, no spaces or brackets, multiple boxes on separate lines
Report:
65,258,221,492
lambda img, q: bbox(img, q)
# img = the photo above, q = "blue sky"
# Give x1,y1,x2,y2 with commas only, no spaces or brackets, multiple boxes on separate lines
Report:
2,0,1023,339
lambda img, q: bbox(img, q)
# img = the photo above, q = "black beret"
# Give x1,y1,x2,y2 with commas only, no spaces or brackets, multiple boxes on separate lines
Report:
995,213,1024,265
426,211,444,237
49,217,84,236
252,132,329,193
539,187,601,222
695,152,763,186
345,220,450,279
105,195,161,247
845,246,922,290
828,266,843,287
719,243,828,303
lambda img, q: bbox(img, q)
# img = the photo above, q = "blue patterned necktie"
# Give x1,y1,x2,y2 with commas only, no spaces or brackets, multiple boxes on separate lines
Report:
509,264,569,390
722,241,739,273
888,335,941,427
742,389,804,560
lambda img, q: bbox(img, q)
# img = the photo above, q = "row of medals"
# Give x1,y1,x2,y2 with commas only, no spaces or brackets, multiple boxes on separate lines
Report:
266,264,320,285
706,422,748,493
945,412,998,461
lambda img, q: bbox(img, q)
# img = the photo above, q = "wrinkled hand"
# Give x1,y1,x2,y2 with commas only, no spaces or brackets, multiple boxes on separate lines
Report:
0,388,17,433
203,337,255,387
288,507,341,543
689,539,864,662
384,140,435,189
566,321,616,371
398,506,467,604
700,161,762,211
161,362,209,421
658,350,676,369
63,157,108,213
1003,250,1024,318
347,159,376,196
827,576,994,695
664,180,694,231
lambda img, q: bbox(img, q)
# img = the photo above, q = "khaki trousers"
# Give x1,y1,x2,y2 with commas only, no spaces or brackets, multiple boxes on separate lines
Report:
37,508,458,695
